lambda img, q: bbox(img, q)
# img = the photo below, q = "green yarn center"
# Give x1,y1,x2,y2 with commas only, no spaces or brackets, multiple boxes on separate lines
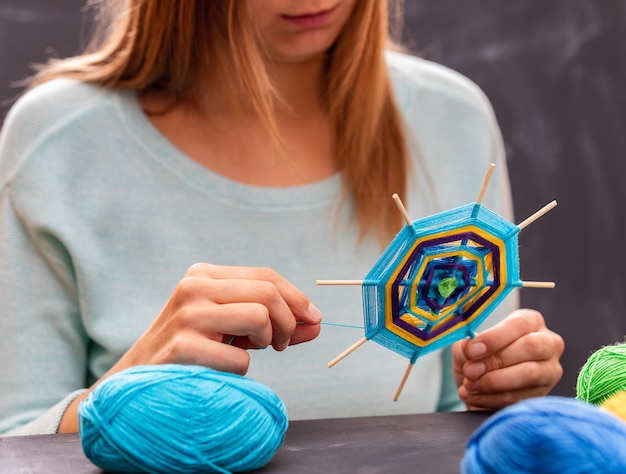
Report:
438,277,458,298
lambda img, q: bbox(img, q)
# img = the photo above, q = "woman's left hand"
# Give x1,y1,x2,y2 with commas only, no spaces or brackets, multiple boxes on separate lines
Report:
452,309,564,410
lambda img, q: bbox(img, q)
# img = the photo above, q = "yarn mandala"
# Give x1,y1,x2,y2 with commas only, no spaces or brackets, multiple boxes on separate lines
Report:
320,164,556,399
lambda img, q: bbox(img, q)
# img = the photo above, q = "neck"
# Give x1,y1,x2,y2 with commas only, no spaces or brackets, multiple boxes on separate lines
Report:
266,54,327,116
192,53,327,121
138,52,337,187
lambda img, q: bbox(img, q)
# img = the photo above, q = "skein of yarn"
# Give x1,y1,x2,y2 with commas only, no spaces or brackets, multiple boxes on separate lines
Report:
460,396,626,474
602,391,626,422
576,341,626,405
79,364,288,474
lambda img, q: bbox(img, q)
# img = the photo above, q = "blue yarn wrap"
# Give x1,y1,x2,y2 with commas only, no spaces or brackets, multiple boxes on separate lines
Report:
362,203,520,361
78,364,288,474
461,396,626,474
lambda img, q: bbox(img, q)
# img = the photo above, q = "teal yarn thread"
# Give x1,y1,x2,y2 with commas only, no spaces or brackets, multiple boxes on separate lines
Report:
576,341,626,405
78,364,288,474
461,396,626,474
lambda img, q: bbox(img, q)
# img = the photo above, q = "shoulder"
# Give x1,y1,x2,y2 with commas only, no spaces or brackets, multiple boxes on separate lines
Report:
3,78,119,139
0,79,129,184
386,50,495,122
1,78,124,151
385,51,510,215
15,77,112,105
385,50,502,160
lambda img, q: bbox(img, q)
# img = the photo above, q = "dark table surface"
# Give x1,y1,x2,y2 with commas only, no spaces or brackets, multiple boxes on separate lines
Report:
0,411,491,473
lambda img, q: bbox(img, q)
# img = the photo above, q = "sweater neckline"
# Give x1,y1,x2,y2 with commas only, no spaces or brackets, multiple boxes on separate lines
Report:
114,90,343,211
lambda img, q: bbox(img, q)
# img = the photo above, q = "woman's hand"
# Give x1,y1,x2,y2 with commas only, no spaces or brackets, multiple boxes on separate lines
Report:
119,263,322,375
452,309,564,410
58,263,321,433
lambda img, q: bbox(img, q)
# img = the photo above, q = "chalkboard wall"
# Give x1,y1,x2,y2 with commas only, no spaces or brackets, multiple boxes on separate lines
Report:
1,1,625,397
400,0,626,397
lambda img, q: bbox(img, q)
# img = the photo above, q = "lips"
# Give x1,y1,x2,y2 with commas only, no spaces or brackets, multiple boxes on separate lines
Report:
281,4,339,29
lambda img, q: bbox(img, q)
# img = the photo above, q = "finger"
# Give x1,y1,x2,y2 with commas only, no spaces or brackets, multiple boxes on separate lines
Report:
462,360,558,395
193,302,274,349
233,321,321,348
452,339,469,388
464,309,546,360
167,333,252,376
185,263,322,324
290,321,321,345
227,327,323,350
458,360,562,409
458,384,542,410
462,330,561,379
179,275,296,351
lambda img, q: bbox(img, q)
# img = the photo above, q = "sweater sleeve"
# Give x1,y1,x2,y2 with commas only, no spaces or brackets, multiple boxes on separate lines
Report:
0,88,88,435
436,346,465,412
3,390,87,436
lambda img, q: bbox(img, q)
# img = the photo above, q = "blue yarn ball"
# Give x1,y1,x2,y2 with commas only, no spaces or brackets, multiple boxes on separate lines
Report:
78,364,288,474
461,396,626,474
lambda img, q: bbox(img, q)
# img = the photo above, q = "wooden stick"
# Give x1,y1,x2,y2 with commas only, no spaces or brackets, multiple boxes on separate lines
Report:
522,281,556,289
392,193,414,229
393,361,415,402
316,280,364,286
327,337,368,368
517,200,557,230
476,163,496,204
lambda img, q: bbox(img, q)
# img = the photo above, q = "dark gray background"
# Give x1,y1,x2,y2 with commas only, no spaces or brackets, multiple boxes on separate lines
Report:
1,1,625,398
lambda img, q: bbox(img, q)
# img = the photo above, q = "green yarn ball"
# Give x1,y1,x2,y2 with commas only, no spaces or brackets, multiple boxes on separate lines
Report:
576,341,626,405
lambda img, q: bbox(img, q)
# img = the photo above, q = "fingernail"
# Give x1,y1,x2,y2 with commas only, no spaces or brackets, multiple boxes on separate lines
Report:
308,303,322,322
467,342,487,358
465,362,486,380
278,338,291,351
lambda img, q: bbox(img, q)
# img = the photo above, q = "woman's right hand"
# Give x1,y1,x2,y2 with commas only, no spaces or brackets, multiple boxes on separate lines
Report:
120,263,323,375
58,263,322,432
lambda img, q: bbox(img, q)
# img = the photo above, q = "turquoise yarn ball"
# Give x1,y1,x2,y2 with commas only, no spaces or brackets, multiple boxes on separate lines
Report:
461,396,626,474
78,364,288,474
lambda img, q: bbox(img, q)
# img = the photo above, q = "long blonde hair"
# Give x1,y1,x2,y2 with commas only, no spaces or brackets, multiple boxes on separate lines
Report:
29,0,410,242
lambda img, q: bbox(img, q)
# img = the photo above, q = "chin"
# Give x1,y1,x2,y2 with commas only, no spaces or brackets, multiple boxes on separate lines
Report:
269,32,339,64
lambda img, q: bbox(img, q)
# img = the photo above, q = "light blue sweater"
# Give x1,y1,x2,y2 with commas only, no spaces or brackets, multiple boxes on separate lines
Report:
0,52,517,435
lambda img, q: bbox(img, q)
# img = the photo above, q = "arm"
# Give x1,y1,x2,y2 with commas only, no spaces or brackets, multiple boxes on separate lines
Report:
0,86,322,434
58,263,322,433
0,186,88,435
0,84,93,435
0,215,322,435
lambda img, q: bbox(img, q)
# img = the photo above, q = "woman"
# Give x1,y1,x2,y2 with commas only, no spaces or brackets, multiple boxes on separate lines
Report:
0,0,563,435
